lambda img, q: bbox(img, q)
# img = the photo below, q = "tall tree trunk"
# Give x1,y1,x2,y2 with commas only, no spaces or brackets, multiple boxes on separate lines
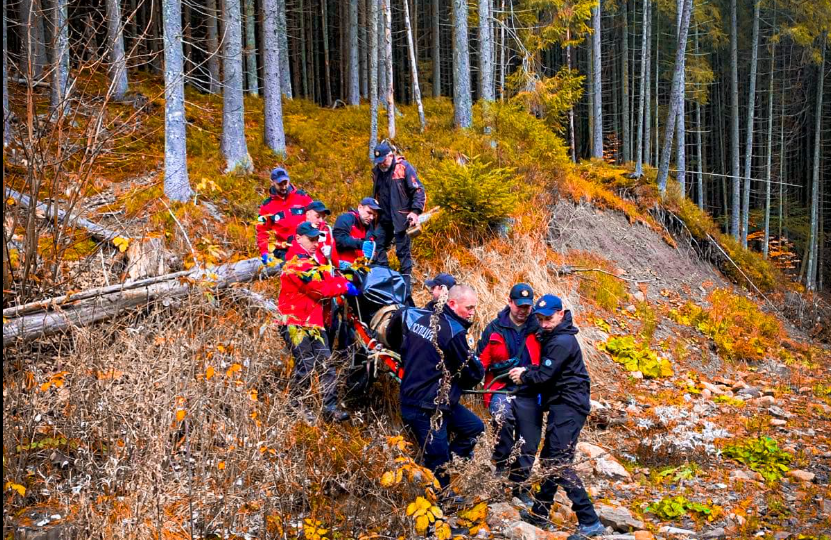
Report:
50,0,69,117
778,69,785,240
729,0,740,238
452,0,472,128
348,0,360,104
206,0,222,94
806,33,825,291
567,28,577,163
763,9,776,258
106,0,129,99
634,0,650,176
299,0,309,97
277,0,292,97
656,0,692,194
221,0,253,172
162,0,193,202
150,0,163,73
622,0,630,162
369,0,379,158
432,0,441,97
322,0,332,104
675,0,686,195
383,0,395,137
591,1,603,158
183,2,193,86
264,0,287,155
245,0,259,95
360,0,368,98
740,0,760,247
21,0,48,80
378,3,387,106
403,0,426,130
695,25,704,208
479,0,493,101
499,0,506,100
3,0,8,146
643,0,652,166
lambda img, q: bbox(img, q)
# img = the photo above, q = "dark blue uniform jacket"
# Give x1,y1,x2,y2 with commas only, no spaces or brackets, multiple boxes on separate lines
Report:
372,157,426,233
389,305,484,411
519,311,591,415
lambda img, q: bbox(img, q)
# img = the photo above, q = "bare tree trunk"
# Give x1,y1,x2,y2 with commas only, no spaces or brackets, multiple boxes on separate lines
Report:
277,0,293,97
452,0,471,128
299,0,309,97
50,0,70,117
21,0,49,80
479,0,493,101
643,0,652,166
369,0,379,158
432,0,441,97
656,0,692,194
348,0,360,104
244,0,259,95
729,0,740,238
221,0,253,172
206,0,222,94
806,33,825,291
591,1,603,159
740,0,760,247
622,0,630,162
567,28,576,163
403,0,426,130
162,0,193,201
499,0,506,100
383,0,395,137
264,0,287,156
378,6,387,104
763,10,776,258
695,25,704,209
321,0,332,105
360,0,368,98
3,0,9,146
675,0,686,195
634,0,650,176
106,0,130,99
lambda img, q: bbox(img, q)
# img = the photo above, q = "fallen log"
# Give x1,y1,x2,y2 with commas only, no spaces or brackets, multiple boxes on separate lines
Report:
3,258,281,345
5,186,129,244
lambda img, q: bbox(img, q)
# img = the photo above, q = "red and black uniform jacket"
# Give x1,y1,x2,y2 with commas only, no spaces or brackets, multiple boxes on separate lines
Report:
313,223,340,267
476,307,541,407
333,209,375,264
278,240,349,329
256,187,313,256
372,156,426,233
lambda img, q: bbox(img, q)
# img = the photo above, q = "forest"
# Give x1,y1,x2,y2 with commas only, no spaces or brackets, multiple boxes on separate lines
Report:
2,0,831,538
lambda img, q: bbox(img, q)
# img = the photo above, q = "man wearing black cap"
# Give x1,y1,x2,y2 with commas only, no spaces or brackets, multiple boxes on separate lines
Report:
257,167,312,264
304,200,339,268
476,283,542,506
371,141,426,295
279,221,359,423
333,197,381,266
508,295,604,539
423,272,456,310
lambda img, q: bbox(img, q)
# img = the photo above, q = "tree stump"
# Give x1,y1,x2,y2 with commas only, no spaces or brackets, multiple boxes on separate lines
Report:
125,236,169,281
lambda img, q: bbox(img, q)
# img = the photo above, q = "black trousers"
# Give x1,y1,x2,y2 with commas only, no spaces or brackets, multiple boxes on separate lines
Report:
282,326,339,410
373,221,413,295
490,394,543,485
531,403,599,526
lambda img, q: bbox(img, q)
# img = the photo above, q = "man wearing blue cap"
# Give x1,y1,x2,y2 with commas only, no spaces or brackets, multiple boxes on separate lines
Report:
371,141,426,295
333,197,381,265
423,272,456,310
508,295,604,539
477,283,542,508
256,167,312,264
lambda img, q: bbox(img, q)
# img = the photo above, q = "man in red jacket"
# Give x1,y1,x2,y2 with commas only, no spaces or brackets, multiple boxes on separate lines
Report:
333,197,380,266
256,167,312,265
278,222,359,422
476,283,542,507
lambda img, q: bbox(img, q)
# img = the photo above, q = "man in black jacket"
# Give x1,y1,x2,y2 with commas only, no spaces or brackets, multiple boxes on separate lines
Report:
388,285,485,491
508,295,605,539
371,141,426,297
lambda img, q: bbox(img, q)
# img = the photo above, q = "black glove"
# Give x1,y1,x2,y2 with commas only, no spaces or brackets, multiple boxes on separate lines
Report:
490,357,519,378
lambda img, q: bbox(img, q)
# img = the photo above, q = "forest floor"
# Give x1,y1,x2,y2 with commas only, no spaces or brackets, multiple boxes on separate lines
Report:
3,73,830,540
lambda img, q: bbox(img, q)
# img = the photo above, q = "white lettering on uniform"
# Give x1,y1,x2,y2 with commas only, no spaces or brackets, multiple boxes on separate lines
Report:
410,322,434,342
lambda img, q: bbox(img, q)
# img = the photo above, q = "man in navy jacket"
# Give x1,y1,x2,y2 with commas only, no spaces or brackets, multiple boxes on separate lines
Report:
388,285,485,491
508,295,605,539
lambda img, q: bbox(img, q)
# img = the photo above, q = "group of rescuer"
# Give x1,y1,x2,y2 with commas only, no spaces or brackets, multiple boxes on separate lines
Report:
255,143,605,539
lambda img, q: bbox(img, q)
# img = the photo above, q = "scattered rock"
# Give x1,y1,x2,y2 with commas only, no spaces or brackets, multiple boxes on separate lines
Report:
736,386,761,398
773,532,792,540
631,371,644,380
595,504,644,532
658,525,697,536
701,388,712,400
768,405,793,419
634,532,656,540
487,503,521,526
633,291,646,303
786,470,815,483
750,395,776,407
821,499,831,515
626,305,637,314
702,527,727,539
730,469,763,482
770,419,787,427
701,381,725,395
576,443,632,480
502,521,569,540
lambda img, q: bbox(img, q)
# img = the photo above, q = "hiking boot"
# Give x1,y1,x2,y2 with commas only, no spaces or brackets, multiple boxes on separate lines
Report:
323,406,350,423
567,520,606,539
511,488,535,509
519,509,552,531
